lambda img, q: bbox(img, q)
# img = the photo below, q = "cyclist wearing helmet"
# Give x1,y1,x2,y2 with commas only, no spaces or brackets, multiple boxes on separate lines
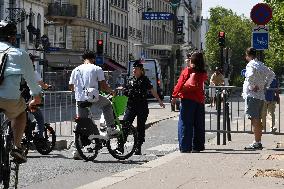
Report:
0,20,42,163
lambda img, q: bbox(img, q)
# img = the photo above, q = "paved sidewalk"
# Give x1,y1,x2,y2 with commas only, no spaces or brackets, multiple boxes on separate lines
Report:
77,133,284,189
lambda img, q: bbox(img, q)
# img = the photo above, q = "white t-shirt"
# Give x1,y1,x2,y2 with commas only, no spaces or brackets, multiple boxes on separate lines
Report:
69,64,105,101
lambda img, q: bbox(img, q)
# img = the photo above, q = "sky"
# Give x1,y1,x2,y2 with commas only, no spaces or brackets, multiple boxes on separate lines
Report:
202,0,264,18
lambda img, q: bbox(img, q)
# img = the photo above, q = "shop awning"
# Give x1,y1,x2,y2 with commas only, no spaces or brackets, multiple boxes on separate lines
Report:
46,53,82,68
103,58,127,72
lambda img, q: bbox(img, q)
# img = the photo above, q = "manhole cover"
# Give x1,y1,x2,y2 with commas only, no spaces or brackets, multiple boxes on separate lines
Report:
267,154,284,160
254,169,284,179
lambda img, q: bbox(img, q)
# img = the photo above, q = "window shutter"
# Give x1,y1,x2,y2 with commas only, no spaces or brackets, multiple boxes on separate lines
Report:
66,26,72,49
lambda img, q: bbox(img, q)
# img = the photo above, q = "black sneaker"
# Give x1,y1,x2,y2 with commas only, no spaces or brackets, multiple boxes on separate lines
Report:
244,142,263,150
11,147,27,164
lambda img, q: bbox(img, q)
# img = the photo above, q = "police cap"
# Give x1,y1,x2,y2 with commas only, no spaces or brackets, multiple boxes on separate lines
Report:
133,60,143,68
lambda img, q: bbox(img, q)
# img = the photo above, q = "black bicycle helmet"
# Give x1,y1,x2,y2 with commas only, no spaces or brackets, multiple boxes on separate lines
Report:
0,20,17,38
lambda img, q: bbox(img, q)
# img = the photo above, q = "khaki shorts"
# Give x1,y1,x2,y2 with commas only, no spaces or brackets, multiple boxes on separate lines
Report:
0,97,26,119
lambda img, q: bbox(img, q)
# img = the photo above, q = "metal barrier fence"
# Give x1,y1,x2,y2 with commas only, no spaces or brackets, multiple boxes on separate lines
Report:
206,86,284,145
42,91,76,136
0,88,283,138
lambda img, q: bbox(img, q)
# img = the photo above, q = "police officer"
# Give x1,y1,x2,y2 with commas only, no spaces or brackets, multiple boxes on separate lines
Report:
123,60,165,155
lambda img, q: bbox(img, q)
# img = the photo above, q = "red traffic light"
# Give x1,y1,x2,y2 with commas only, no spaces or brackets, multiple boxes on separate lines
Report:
219,31,225,37
97,40,104,54
218,32,225,47
97,40,103,45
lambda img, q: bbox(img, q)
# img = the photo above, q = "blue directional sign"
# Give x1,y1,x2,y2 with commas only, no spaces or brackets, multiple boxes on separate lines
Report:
252,26,269,50
252,32,269,50
47,47,60,52
95,56,104,65
142,12,174,20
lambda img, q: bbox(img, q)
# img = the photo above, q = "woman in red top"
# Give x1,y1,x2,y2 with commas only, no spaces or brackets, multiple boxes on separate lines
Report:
172,52,208,153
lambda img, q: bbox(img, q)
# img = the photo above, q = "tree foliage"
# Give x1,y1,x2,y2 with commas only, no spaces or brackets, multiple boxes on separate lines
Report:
263,0,284,77
205,7,253,85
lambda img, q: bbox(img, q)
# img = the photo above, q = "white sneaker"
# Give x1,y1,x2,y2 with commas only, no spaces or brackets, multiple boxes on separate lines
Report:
72,151,83,160
107,127,119,136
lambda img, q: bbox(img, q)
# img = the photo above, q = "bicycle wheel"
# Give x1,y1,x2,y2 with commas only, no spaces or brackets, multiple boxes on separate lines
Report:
8,161,19,189
74,133,100,161
35,124,56,155
0,127,10,188
107,125,138,160
1,120,13,189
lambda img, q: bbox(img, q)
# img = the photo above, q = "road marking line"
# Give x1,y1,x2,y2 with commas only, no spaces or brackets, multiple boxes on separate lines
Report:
76,151,182,189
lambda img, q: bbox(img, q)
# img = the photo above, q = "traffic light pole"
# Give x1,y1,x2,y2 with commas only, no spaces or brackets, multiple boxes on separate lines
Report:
220,46,224,72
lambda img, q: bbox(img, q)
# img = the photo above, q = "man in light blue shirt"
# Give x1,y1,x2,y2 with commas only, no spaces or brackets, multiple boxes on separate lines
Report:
0,21,41,163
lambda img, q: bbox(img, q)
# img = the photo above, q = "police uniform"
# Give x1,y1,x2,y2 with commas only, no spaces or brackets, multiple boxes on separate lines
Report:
123,62,153,153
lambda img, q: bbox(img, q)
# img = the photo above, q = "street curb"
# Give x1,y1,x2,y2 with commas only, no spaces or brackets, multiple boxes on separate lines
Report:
53,114,180,151
75,133,218,189
76,151,183,189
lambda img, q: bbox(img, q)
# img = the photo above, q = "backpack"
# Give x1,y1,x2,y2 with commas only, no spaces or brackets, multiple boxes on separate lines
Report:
0,47,10,85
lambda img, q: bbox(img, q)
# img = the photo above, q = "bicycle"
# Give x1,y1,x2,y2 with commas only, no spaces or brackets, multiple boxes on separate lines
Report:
0,111,19,189
21,106,56,155
74,95,138,161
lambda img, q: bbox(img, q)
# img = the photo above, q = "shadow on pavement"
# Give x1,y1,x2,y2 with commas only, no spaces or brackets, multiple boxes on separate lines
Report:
203,149,261,155
93,159,148,165
27,153,71,159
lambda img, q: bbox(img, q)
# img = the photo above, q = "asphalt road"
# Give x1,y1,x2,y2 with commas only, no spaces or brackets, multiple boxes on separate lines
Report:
19,116,216,189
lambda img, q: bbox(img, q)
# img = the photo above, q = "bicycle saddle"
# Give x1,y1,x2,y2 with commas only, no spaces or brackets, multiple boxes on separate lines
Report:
79,101,93,108
0,108,4,113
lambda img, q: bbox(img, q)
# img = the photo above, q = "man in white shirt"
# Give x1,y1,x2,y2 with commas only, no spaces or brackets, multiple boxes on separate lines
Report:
242,47,275,150
69,51,117,159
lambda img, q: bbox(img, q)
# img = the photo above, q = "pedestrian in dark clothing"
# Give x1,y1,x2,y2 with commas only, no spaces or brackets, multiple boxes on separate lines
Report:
172,52,208,153
123,60,165,155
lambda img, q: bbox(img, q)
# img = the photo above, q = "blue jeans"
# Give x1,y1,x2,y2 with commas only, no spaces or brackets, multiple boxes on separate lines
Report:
178,99,205,152
32,108,45,137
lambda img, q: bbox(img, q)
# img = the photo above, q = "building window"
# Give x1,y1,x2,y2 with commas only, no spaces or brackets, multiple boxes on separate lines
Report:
21,19,25,42
29,14,35,44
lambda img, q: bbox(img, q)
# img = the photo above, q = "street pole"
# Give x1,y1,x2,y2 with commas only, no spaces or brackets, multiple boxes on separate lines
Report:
220,46,224,74
169,8,178,96
43,50,46,82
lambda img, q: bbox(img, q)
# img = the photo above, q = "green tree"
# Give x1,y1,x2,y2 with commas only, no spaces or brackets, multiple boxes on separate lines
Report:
205,7,253,86
263,0,284,77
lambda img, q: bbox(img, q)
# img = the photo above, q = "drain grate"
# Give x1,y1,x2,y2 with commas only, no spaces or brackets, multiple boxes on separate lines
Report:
254,169,284,179
267,154,284,160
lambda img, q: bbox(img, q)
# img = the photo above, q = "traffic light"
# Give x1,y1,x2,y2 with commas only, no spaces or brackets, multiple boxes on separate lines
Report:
97,40,104,55
218,31,225,47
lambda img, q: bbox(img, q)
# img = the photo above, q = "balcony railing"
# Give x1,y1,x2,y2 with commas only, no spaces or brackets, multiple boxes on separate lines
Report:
47,3,78,17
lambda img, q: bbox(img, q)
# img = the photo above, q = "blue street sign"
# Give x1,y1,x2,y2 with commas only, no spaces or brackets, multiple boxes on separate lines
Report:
95,56,104,65
142,12,174,20
241,69,246,77
47,47,60,52
252,32,269,50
